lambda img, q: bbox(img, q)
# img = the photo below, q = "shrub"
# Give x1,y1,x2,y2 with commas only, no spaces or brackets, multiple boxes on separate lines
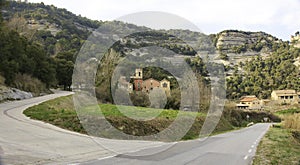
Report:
283,114,300,131
0,75,5,85
13,73,51,96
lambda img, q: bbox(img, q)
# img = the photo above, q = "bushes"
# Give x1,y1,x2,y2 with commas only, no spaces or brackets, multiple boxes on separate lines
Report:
0,75,5,85
13,73,50,96
129,92,150,107
283,113,300,131
223,108,281,127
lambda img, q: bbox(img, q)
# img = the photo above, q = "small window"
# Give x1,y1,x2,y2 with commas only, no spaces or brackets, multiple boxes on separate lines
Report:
285,96,289,99
163,83,168,88
280,96,284,99
290,96,293,99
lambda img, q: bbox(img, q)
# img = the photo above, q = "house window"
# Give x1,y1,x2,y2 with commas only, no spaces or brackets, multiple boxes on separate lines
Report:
285,96,289,99
290,96,293,99
280,96,284,99
163,83,168,88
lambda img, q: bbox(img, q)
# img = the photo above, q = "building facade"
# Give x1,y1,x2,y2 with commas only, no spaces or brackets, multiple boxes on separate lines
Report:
143,78,160,93
271,90,299,104
130,68,171,96
236,95,262,110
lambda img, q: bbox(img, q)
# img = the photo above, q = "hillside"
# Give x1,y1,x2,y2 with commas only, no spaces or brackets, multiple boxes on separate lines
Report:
0,1,300,103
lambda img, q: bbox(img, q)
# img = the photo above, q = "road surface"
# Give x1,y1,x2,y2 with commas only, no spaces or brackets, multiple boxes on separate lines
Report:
0,92,271,165
83,123,271,165
0,92,165,165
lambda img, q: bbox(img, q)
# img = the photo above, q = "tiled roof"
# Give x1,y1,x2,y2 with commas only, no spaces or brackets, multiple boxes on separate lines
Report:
240,97,258,102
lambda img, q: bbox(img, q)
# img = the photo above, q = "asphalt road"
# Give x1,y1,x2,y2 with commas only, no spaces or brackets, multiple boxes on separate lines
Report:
0,92,271,165
83,123,271,165
0,92,165,165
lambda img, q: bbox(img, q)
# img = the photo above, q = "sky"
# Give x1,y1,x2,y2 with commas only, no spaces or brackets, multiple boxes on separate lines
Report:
28,0,300,41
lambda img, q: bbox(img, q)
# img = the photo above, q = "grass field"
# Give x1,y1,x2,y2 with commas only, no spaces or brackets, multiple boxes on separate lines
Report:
24,95,278,141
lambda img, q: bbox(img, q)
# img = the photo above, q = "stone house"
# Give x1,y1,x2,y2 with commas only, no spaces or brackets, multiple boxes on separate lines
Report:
271,90,299,104
143,78,160,93
130,68,143,91
130,68,171,96
160,78,171,96
236,95,262,110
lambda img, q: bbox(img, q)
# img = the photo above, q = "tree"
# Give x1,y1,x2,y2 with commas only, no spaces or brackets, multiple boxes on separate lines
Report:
56,59,74,90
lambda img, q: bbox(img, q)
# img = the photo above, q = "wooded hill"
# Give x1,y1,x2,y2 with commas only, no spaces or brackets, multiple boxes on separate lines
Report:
1,0,300,102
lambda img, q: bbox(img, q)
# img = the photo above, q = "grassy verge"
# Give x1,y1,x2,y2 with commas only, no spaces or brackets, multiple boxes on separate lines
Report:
253,125,300,165
24,95,279,141
253,108,300,164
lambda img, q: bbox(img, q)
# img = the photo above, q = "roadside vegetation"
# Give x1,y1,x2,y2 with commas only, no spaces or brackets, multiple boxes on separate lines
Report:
253,109,300,164
24,95,280,141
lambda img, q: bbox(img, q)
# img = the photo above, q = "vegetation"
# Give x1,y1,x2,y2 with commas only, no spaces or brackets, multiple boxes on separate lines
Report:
0,20,56,93
254,108,300,164
24,95,280,141
226,43,300,99
253,125,300,165
0,1,98,93
283,114,300,131
2,1,299,103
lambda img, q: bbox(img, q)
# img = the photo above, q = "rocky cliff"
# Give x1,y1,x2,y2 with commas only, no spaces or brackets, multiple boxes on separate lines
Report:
215,30,281,54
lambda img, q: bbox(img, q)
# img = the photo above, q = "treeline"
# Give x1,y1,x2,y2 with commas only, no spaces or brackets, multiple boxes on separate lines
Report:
0,0,77,93
0,25,76,92
227,42,300,99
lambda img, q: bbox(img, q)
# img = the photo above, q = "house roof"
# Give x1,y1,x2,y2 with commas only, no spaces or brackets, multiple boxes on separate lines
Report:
240,97,258,102
160,78,170,83
240,95,259,102
144,78,159,82
272,90,296,95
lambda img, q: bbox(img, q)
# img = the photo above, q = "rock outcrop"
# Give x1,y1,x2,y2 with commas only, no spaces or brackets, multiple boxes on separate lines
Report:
0,86,33,102
291,32,300,48
215,30,280,54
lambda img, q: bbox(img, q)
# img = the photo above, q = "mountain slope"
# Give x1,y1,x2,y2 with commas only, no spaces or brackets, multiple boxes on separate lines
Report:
1,1,299,102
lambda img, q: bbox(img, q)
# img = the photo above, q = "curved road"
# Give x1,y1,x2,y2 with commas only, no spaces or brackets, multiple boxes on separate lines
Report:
0,92,271,165
0,92,165,165
84,123,271,165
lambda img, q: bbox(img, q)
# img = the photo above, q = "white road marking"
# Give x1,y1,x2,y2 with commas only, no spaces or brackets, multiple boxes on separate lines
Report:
248,149,252,153
244,155,248,160
251,145,255,148
98,155,116,161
